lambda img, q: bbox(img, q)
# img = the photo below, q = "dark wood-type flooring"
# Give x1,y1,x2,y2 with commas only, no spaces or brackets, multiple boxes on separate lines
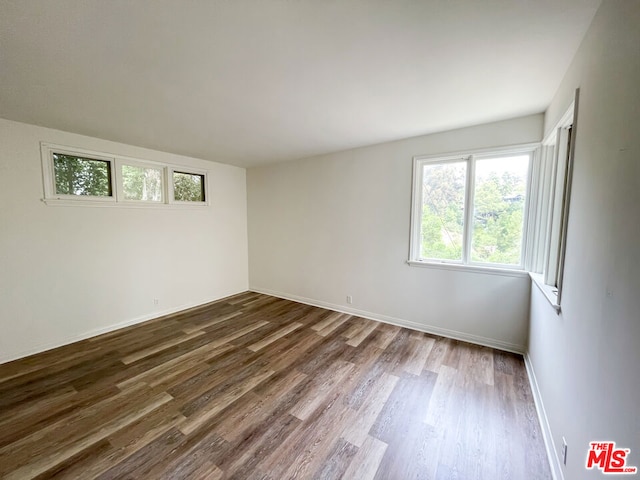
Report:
0,292,551,479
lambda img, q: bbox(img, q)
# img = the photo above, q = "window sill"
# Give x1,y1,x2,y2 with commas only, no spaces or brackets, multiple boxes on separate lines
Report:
529,272,561,312
41,198,209,209
407,260,529,278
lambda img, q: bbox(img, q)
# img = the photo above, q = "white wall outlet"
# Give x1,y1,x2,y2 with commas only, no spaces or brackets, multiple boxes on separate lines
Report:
562,437,568,465
346,295,353,304
153,298,159,305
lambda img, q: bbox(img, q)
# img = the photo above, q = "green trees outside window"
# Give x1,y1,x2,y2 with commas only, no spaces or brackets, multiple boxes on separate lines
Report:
122,165,163,201
53,153,112,197
471,156,528,265
421,161,466,261
173,172,205,202
419,154,530,266
45,145,209,206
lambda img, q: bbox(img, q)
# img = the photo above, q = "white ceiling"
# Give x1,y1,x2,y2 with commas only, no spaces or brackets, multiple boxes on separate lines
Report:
0,0,600,167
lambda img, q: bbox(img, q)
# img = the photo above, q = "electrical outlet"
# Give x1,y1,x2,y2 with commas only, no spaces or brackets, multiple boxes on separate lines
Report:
153,298,159,305
562,437,568,465
346,295,353,304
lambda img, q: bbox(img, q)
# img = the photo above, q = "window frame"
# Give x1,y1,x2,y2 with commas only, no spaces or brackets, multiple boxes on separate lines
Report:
42,146,117,203
41,143,210,208
528,90,579,310
409,143,539,274
410,154,470,265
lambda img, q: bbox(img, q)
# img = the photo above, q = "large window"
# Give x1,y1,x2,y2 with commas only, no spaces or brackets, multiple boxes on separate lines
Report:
41,143,208,207
410,145,536,270
410,93,578,309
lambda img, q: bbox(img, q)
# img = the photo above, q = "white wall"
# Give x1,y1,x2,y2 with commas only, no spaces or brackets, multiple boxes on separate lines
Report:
528,1,640,479
0,118,249,363
248,114,543,352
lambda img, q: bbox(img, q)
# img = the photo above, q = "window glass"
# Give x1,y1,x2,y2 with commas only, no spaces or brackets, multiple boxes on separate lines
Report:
173,171,205,202
53,153,112,197
420,161,467,261
122,164,163,201
471,155,530,265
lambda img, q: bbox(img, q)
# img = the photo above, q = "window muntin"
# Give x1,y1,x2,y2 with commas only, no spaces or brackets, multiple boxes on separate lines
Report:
53,153,113,197
411,145,536,270
172,171,205,202
121,164,164,202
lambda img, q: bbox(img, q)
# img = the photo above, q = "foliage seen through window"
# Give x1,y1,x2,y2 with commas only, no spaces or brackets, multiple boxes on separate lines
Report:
416,152,530,267
53,153,112,197
471,156,529,265
122,164,163,202
421,161,466,261
173,171,205,202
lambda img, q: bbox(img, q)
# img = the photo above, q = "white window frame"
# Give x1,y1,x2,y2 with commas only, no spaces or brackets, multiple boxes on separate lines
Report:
529,90,579,310
409,143,538,275
41,143,210,208
41,145,117,203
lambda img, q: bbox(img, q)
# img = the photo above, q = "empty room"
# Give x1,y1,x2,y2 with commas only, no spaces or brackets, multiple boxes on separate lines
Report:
0,1,638,479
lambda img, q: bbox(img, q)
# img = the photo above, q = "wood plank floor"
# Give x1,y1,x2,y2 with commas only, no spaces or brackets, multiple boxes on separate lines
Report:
0,292,551,479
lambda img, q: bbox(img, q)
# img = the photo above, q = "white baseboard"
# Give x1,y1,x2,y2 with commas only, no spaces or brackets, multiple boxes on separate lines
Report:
524,353,563,480
0,292,244,365
249,286,525,354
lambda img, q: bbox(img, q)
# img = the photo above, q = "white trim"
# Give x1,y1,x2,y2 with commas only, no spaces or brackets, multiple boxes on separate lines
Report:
462,155,474,263
249,286,526,354
409,157,422,261
40,198,211,209
520,148,536,269
524,353,564,480
523,148,541,270
555,91,579,306
544,127,567,285
0,293,245,365
530,145,555,273
543,101,576,146
529,273,561,312
413,142,541,163
543,133,559,282
407,259,529,278
536,92,578,305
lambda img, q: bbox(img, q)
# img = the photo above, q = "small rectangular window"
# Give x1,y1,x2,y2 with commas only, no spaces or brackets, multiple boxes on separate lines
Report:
121,164,164,202
53,153,113,197
172,171,205,202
